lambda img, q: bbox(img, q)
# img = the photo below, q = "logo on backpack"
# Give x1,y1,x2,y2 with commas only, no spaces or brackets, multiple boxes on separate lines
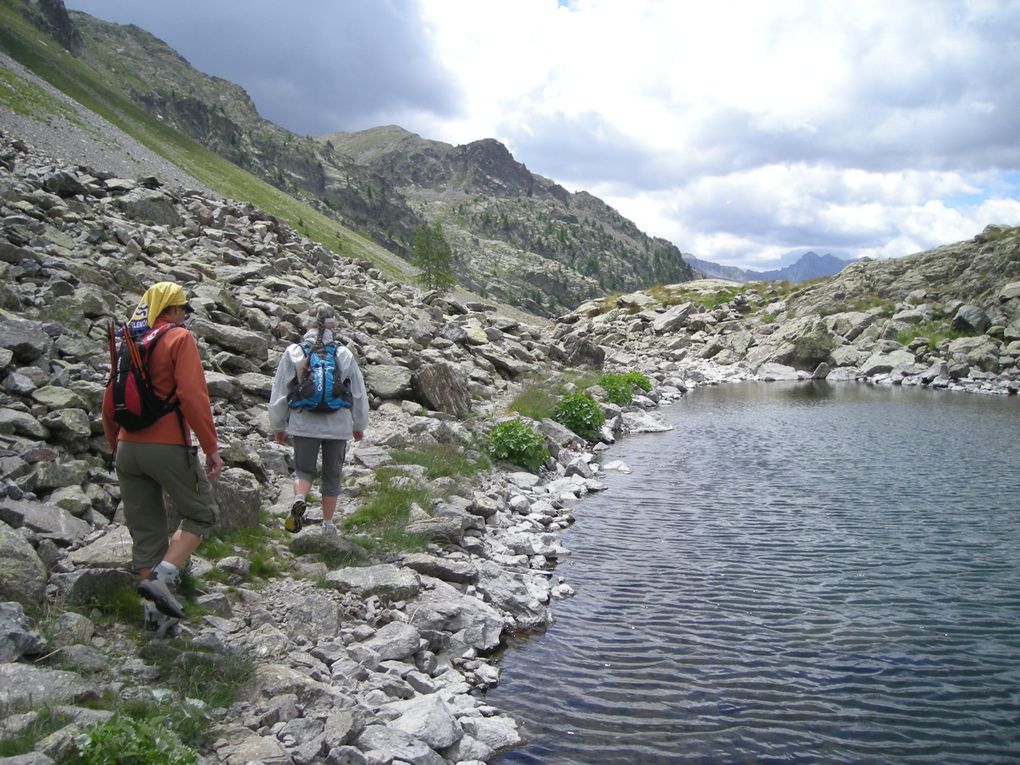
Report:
107,321,181,431
287,342,352,413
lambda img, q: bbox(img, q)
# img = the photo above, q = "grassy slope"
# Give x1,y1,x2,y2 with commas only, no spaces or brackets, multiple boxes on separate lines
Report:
0,2,412,281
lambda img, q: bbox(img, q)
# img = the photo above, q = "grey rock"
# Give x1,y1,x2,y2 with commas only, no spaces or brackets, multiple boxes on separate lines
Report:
49,611,95,647
651,301,694,333
190,317,269,359
408,578,504,653
50,568,135,605
0,317,51,364
354,724,446,765
459,714,523,755
402,553,477,584
359,620,422,661
0,498,92,546
0,663,99,711
364,364,413,399
0,524,47,607
412,362,471,416
0,408,49,439
112,187,183,227
66,525,132,569
325,564,421,601
381,693,463,750
952,303,991,334
0,601,46,661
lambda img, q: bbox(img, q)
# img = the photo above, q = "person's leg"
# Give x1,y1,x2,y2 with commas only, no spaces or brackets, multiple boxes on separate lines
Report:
117,442,172,577
319,440,347,528
118,443,180,630
288,436,320,531
136,444,218,618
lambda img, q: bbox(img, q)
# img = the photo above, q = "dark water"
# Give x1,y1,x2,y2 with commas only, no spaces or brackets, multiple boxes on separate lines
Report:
486,382,1020,765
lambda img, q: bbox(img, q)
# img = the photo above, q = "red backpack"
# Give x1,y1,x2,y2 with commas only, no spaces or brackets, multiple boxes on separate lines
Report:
106,321,182,431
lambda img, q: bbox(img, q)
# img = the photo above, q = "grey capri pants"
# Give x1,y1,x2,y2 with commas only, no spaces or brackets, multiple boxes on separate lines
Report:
292,436,347,496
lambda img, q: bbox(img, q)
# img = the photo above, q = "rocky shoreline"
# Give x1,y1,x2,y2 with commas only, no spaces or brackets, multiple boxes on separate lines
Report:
1,125,1018,765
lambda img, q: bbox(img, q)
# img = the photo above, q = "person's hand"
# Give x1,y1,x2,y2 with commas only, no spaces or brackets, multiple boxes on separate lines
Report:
205,451,224,480
353,431,364,442
275,431,287,444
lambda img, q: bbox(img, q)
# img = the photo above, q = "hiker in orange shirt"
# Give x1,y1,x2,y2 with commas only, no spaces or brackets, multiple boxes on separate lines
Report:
101,281,223,637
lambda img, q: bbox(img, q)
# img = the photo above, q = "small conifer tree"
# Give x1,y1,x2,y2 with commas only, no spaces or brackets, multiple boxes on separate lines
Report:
412,221,457,294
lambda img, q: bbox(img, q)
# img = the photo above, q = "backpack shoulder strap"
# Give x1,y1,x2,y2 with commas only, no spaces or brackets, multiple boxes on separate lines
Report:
139,322,184,404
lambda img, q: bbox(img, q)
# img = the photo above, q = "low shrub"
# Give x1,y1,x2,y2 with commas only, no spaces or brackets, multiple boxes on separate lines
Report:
553,392,605,441
595,371,652,405
485,418,549,472
74,713,197,765
596,373,632,404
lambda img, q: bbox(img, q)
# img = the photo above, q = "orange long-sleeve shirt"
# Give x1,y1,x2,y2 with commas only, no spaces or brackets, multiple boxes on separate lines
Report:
102,318,219,455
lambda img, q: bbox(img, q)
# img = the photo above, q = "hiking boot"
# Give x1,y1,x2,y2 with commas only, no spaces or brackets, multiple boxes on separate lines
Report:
143,603,178,639
285,498,306,533
322,519,337,536
138,570,185,619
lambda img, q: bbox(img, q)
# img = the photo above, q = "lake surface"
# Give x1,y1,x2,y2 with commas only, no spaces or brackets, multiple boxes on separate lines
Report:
486,382,1020,764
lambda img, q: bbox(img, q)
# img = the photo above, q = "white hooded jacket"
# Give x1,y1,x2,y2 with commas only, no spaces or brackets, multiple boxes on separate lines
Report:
268,329,368,439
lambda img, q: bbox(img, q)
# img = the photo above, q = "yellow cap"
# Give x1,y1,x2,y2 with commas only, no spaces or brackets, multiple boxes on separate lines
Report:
128,281,192,329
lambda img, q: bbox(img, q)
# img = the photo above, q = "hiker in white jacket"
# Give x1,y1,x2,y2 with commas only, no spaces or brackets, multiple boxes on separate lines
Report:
268,314,368,533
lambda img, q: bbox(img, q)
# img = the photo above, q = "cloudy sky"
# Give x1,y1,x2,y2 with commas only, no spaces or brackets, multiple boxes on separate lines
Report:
65,0,1020,271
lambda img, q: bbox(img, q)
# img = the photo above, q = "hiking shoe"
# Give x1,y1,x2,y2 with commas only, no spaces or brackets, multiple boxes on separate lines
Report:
285,498,306,533
322,519,337,536
138,571,185,619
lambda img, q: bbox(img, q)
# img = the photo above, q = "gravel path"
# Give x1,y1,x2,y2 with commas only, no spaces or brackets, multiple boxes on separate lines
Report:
0,51,213,195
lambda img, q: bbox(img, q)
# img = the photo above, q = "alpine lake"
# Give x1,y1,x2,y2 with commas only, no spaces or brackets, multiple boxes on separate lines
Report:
485,381,1020,765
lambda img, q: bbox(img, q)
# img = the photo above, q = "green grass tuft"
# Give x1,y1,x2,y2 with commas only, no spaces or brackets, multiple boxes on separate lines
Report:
341,470,433,553
0,707,74,757
389,443,487,479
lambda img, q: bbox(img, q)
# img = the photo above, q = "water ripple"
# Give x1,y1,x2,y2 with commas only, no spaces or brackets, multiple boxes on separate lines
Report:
488,383,1020,765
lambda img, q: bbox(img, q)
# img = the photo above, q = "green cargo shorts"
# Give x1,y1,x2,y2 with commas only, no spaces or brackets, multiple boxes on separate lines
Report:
115,442,219,571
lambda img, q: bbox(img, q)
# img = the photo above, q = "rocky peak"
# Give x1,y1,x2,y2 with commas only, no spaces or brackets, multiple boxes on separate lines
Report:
21,0,82,54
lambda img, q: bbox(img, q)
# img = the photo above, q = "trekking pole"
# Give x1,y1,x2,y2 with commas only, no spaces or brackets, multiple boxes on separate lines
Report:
123,323,146,380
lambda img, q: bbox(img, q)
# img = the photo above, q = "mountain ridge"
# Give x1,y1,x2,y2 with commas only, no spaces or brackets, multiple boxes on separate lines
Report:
687,251,856,284
11,2,694,315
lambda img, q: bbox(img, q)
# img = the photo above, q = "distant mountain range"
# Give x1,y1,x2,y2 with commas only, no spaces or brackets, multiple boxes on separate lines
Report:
685,251,857,283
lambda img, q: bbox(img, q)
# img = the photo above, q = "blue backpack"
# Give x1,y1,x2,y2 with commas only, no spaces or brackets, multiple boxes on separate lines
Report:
286,341,352,412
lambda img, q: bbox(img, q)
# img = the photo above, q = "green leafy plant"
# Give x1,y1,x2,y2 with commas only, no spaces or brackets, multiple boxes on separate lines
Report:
485,418,549,472
553,392,605,441
74,713,197,765
623,371,653,392
595,371,652,404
